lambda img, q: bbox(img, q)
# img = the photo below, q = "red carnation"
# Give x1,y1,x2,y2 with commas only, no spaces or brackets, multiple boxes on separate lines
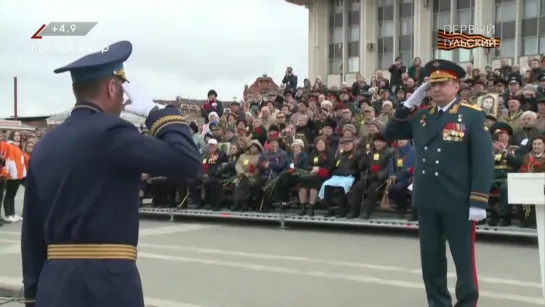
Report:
201,164,209,174
317,168,328,179
392,141,398,148
288,168,295,175
249,164,256,174
370,164,380,173
255,127,262,134
408,167,415,175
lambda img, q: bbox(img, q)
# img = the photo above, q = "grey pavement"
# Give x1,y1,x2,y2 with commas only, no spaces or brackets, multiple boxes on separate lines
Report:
0,190,542,306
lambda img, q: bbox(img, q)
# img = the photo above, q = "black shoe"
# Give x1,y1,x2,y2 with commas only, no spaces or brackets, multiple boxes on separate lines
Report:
361,213,371,220
395,210,406,219
336,212,346,218
406,212,418,222
298,204,307,216
487,218,498,226
345,212,357,219
324,210,335,217
498,218,511,227
308,206,315,217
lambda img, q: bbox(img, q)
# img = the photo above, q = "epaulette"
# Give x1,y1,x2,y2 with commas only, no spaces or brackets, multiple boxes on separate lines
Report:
460,102,481,111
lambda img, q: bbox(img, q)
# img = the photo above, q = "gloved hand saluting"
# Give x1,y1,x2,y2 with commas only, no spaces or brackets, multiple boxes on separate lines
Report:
122,82,164,118
403,82,430,108
469,207,487,222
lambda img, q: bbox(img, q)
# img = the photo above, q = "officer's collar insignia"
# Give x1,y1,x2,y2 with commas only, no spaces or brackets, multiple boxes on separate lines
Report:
449,103,459,114
428,106,436,114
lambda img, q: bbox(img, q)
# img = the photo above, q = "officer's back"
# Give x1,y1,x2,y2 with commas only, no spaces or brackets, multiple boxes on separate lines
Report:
31,109,142,245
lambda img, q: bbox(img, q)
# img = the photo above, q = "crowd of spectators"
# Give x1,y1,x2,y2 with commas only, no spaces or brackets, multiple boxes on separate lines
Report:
0,129,40,226
140,56,545,229
2,56,545,229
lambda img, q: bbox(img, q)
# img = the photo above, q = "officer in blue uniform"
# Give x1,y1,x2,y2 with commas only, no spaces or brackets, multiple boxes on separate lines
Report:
384,59,494,307
21,41,201,307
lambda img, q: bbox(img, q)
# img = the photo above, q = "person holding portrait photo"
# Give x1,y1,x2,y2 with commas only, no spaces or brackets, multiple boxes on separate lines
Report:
478,93,498,117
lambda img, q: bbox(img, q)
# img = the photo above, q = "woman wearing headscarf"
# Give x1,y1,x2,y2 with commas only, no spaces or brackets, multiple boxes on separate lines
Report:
232,140,263,211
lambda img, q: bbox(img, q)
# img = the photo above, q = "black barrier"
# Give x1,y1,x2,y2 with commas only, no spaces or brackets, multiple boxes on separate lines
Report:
138,207,537,238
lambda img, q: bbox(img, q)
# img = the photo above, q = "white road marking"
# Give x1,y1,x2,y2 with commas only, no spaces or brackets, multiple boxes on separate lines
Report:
0,238,19,244
0,224,213,240
144,297,218,307
0,231,21,237
0,244,20,256
137,242,544,289
0,227,541,291
138,252,545,305
139,225,214,238
0,276,217,307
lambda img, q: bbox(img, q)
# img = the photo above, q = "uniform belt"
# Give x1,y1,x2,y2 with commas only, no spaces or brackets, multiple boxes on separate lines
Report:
47,244,137,260
494,165,512,170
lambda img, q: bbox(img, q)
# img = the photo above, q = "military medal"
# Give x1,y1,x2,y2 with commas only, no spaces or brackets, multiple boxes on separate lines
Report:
420,114,427,127
458,114,463,122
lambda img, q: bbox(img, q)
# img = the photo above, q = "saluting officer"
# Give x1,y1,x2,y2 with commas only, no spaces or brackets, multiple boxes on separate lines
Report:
21,41,201,307
384,59,494,307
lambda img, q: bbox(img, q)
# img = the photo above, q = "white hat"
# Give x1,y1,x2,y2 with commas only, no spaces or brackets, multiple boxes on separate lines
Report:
291,139,305,149
208,138,218,145
321,100,333,108
208,111,219,120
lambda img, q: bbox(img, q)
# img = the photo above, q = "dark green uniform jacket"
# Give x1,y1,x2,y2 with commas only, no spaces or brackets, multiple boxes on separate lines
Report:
383,98,494,211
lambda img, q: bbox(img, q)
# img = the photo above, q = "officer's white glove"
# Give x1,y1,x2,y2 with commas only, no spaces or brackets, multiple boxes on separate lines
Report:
468,207,487,222
403,82,430,108
122,82,164,118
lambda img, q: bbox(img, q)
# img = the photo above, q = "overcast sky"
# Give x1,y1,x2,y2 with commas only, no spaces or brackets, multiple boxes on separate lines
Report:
0,0,308,117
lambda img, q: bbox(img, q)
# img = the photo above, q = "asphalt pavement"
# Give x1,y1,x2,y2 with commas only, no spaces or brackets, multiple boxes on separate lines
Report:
0,192,542,306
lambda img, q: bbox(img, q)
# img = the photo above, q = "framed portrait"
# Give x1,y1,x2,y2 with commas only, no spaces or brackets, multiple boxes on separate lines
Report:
218,142,230,154
477,93,498,116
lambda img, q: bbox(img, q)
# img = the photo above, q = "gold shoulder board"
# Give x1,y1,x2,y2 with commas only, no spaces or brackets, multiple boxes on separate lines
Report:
460,103,481,111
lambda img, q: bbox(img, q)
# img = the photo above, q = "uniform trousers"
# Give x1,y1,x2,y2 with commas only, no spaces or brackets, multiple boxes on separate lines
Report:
387,180,411,212
3,179,22,217
256,176,277,212
151,180,171,207
497,181,510,218
349,178,382,217
188,176,224,209
418,209,478,307
35,259,144,307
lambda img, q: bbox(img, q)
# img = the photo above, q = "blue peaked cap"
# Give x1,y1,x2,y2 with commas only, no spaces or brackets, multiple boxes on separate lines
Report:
53,40,132,82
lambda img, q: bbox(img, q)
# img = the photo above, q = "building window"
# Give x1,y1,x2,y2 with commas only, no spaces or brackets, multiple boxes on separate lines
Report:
328,0,343,74
378,0,395,69
494,0,517,57
399,0,414,66
432,0,453,61
348,0,360,73
456,0,474,63
521,0,545,55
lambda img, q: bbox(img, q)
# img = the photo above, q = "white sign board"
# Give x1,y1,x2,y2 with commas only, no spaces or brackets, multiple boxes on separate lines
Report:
507,173,545,301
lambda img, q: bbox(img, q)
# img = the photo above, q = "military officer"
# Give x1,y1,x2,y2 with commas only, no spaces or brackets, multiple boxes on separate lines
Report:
21,41,201,307
384,59,494,307
489,122,516,226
